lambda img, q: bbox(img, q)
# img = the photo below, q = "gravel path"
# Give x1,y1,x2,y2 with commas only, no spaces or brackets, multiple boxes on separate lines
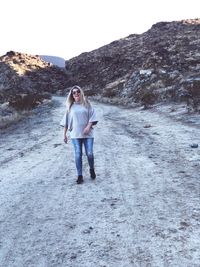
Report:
0,96,200,267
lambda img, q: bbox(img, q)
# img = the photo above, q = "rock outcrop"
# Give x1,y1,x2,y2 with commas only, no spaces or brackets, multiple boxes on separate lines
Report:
0,51,68,110
64,19,200,110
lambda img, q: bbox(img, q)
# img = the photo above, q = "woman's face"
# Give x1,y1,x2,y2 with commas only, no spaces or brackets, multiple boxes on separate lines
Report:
72,88,81,102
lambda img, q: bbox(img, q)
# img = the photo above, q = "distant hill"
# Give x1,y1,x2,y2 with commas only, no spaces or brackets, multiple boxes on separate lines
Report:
39,55,65,68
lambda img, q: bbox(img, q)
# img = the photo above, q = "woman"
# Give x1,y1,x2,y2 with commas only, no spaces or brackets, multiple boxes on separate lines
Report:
63,85,98,184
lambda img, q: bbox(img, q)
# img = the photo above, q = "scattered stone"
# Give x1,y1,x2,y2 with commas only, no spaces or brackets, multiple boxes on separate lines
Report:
70,254,77,260
178,170,186,173
53,143,62,148
144,124,152,128
82,227,94,234
190,143,198,148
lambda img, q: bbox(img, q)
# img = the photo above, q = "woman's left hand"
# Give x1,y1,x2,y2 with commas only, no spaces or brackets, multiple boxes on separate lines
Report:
83,125,91,135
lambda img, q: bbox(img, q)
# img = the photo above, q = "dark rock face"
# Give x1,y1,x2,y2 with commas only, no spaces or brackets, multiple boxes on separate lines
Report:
0,51,68,109
65,19,200,109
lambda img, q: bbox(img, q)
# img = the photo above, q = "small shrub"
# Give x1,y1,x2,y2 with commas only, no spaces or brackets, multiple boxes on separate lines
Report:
140,91,157,109
184,80,200,112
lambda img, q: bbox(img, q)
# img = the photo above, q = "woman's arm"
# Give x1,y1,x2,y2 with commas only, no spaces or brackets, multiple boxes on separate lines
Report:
64,127,68,143
83,122,93,135
88,106,98,125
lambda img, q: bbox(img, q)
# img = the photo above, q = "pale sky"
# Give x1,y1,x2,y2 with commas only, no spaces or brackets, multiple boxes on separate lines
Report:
1,0,199,60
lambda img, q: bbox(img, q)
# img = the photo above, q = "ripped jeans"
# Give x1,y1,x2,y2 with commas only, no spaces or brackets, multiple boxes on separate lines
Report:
71,138,94,176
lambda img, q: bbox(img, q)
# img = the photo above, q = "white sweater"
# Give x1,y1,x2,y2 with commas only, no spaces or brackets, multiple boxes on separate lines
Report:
65,103,98,138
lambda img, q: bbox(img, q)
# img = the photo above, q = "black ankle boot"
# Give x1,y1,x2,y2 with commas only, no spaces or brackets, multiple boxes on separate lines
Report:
90,169,96,179
76,175,83,184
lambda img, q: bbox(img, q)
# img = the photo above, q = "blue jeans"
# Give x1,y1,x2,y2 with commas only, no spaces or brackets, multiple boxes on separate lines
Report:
71,138,94,176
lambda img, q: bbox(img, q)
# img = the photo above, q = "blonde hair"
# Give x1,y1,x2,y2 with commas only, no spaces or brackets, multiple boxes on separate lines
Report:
66,85,90,111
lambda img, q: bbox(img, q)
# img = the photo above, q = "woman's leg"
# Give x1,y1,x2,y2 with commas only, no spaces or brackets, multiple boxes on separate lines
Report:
71,138,83,176
84,138,96,179
83,138,94,169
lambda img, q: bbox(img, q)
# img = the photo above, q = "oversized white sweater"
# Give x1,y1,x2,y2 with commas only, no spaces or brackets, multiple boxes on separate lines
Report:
65,103,98,138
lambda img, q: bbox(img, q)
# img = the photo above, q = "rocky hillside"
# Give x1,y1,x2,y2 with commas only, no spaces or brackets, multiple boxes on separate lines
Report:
65,19,200,110
0,18,200,126
0,51,68,110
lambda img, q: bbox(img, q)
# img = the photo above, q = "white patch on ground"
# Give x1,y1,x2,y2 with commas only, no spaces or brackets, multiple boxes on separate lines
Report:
0,96,200,267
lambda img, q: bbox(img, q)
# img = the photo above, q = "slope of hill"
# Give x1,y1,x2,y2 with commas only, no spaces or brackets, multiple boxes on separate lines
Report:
64,19,200,110
0,51,68,109
0,51,69,127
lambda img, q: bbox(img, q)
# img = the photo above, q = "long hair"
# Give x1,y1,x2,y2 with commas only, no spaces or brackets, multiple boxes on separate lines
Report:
66,85,91,112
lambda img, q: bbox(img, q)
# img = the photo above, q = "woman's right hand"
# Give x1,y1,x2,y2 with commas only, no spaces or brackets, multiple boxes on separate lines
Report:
64,136,68,144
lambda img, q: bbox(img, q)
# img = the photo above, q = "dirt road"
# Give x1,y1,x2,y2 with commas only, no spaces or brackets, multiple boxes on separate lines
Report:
0,96,200,267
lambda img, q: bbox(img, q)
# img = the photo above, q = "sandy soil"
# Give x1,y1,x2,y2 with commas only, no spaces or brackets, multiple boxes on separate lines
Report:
0,96,200,267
